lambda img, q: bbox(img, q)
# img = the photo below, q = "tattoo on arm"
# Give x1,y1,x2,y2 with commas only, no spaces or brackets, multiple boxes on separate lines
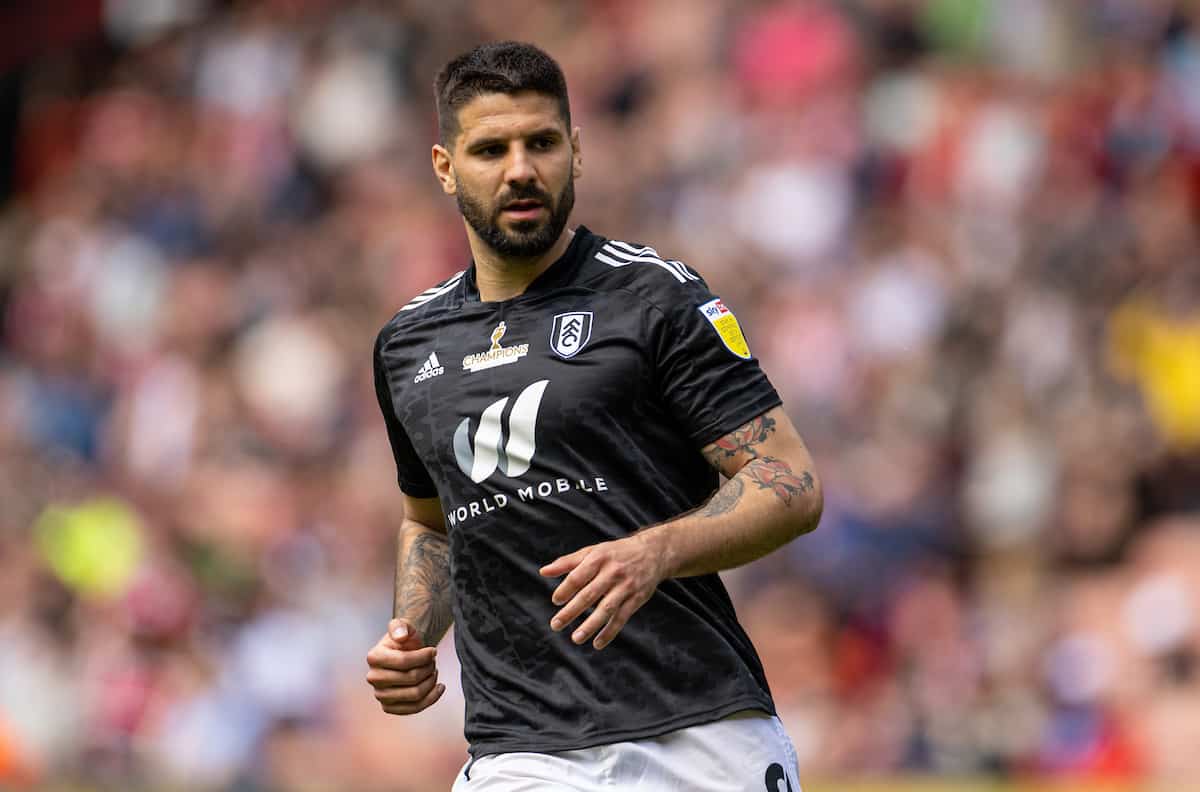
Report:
700,476,744,517
703,414,777,470
394,532,453,645
745,456,815,506
699,413,815,514
699,456,815,516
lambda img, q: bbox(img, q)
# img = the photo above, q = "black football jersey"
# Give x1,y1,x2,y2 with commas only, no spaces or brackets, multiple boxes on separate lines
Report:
373,227,783,758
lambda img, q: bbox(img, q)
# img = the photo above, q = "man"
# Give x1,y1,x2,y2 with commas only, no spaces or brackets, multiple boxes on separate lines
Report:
367,41,821,791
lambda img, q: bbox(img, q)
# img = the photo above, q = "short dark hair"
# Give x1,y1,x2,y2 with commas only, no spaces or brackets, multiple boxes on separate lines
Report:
434,41,571,145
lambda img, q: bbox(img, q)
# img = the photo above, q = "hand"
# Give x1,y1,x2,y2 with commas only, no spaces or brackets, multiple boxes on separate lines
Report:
365,618,445,715
539,533,665,650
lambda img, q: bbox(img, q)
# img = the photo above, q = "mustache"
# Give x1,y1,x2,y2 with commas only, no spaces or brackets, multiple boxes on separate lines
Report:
498,185,553,207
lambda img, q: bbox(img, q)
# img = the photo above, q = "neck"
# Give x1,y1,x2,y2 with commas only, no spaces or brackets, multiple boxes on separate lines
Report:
467,225,574,302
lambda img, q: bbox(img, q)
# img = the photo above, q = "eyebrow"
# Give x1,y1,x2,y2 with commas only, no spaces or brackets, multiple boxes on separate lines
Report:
465,127,563,152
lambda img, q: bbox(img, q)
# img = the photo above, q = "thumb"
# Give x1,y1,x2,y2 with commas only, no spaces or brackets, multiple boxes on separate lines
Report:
389,618,415,643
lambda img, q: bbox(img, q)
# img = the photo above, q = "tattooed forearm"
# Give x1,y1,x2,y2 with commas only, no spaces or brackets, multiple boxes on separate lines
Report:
699,456,815,517
703,414,777,469
652,406,820,578
700,476,745,517
744,456,815,507
394,531,453,645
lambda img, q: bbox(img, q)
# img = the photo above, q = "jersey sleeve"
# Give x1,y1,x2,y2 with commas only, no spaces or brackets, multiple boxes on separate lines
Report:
651,280,782,448
373,330,439,498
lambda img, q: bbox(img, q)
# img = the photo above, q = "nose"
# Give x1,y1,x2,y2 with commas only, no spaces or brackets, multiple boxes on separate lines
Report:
504,144,537,186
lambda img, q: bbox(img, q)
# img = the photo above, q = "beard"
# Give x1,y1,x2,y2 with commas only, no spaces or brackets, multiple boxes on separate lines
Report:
456,174,575,259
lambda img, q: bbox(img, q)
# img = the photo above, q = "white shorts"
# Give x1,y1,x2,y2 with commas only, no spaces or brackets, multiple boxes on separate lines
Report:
451,710,801,792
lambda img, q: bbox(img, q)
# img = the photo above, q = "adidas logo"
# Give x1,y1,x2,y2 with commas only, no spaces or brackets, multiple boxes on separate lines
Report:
413,352,445,383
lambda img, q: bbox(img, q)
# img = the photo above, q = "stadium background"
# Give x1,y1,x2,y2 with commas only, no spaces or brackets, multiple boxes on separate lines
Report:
1,0,1199,790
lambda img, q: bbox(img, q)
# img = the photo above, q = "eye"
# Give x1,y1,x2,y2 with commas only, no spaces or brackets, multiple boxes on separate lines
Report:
531,136,556,151
479,144,505,157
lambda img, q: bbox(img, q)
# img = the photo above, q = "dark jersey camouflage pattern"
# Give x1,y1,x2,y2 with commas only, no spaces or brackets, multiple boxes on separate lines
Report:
373,227,782,758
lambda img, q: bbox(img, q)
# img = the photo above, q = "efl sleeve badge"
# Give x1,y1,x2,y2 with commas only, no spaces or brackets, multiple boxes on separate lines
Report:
697,298,752,359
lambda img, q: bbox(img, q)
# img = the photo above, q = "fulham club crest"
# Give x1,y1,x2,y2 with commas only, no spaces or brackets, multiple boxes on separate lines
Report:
550,312,593,359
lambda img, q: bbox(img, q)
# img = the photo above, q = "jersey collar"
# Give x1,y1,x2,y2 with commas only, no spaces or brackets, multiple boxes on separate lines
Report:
462,226,594,303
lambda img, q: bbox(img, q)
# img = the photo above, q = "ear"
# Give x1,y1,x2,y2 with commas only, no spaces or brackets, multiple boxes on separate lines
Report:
570,127,583,180
432,144,456,195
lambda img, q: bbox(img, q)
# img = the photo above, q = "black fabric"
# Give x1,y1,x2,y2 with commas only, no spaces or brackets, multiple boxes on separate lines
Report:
374,226,782,758
374,330,439,497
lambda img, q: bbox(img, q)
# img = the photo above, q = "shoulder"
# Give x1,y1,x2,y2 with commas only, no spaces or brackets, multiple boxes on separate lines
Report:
376,269,467,348
578,231,710,312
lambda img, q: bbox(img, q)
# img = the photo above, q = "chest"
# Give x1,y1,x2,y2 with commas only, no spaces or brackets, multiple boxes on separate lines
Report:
385,290,654,481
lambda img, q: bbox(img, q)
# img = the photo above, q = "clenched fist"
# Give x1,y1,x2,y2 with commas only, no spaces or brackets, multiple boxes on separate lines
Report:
365,618,446,715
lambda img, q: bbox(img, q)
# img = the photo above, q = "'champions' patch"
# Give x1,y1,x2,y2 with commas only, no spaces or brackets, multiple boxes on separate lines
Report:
697,298,751,360
463,321,529,373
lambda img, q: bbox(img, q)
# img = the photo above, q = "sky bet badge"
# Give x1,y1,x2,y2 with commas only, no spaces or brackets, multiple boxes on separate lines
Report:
698,298,752,359
550,312,593,359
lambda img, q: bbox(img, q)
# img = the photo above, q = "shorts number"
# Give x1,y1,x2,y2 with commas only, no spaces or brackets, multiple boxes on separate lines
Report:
764,762,794,792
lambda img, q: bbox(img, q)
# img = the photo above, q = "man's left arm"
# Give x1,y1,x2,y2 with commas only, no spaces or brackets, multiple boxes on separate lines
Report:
540,405,821,649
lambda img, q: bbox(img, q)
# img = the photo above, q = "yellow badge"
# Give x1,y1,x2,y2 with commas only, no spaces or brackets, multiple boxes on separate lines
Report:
698,298,752,360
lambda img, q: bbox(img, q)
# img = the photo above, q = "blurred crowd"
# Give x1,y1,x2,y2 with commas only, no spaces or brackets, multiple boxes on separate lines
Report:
2,0,1200,789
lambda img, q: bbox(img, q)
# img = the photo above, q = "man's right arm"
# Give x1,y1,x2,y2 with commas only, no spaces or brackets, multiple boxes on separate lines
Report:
366,494,451,716
393,494,453,645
